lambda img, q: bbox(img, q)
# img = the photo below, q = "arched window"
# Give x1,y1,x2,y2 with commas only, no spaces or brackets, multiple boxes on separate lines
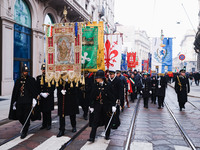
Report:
14,0,32,81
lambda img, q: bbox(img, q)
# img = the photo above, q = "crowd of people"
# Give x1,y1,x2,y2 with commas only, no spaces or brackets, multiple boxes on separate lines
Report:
8,64,190,142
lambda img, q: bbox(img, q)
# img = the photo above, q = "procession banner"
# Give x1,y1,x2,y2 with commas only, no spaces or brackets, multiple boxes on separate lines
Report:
81,26,98,72
127,52,136,68
45,22,82,87
161,38,173,73
87,21,105,71
104,34,122,71
142,60,148,72
121,53,127,71
148,53,152,74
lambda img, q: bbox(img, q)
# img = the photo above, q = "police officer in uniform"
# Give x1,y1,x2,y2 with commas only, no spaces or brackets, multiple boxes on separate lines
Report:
140,73,151,108
36,64,55,130
57,77,79,137
175,69,190,111
156,73,167,109
9,64,40,139
88,70,116,142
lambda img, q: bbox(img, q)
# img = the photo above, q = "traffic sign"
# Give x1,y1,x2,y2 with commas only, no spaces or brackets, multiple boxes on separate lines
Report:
179,54,185,61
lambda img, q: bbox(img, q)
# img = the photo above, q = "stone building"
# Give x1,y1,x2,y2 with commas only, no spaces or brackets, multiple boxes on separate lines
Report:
0,0,115,95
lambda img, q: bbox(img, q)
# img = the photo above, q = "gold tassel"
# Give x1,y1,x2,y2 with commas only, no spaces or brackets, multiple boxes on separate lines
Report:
48,81,51,87
70,82,73,88
40,76,44,85
56,81,59,87
52,79,55,85
60,79,62,85
82,76,85,85
76,81,79,87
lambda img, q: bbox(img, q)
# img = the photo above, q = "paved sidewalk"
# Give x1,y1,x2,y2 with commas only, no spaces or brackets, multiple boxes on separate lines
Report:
169,82,200,98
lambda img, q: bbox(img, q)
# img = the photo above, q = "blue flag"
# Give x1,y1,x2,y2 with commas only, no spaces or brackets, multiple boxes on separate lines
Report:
121,53,127,71
148,53,152,74
161,38,173,73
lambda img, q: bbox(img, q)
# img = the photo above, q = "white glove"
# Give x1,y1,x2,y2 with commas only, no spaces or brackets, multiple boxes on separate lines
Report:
32,98,37,107
13,102,16,110
61,90,66,95
40,93,49,98
149,91,152,94
140,91,143,94
112,106,116,113
116,99,120,104
158,85,161,88
89,107,94,113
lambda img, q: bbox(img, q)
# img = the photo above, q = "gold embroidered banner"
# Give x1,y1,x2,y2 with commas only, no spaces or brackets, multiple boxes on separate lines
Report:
45,23,82,87
87,21,105,71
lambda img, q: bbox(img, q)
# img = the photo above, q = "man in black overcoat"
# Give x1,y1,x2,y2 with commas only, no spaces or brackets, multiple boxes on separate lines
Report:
151,75,157,104
9,64,40,139
36,64,55,130
87,70,116,142
156,73,167,109
140,73,151,108
175,69,190,111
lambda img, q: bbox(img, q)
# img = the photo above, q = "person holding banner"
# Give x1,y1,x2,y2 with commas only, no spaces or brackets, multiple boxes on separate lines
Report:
57,78,79,137
36,64,55,130
9,64,40,139
88,70,116,142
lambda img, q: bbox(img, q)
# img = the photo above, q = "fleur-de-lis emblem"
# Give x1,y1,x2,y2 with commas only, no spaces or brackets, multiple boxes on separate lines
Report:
81,52,91,64
104,40,118,69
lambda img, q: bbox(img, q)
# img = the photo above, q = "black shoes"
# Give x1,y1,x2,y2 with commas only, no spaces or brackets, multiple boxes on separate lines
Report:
20,131,27,139
46,126,51,130
57,130,65,137
72,127,77,133
105,136,110,140
158,106,161,109
87,138,95,143
40,126,46,130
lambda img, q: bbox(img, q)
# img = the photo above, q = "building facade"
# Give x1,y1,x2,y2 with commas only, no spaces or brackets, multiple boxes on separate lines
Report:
0,0,115,96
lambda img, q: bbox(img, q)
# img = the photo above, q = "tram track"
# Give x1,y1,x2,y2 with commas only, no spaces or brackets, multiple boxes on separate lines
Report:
124,98,141,150
164,101,197,150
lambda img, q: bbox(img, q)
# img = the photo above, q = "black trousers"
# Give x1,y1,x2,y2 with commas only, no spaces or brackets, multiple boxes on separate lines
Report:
90,103,111,139
17,104,32,133
143,97,149,108
151,94,156,103
195,79,199,85
179,102,186,109
158,96,164,107
59,115,76,131
42,111,52,127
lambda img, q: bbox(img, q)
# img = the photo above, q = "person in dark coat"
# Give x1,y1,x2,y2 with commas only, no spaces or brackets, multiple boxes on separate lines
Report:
88,70,116,143
194,72,199,86
156,73,167,109
133,69,142,98
175,69,190,111
151,75,157,104
116,70,128,111
140,73,151,108
129,74,136,102
36,64,55,130
8,64,40,139
56,77,80,137
83,71,94,120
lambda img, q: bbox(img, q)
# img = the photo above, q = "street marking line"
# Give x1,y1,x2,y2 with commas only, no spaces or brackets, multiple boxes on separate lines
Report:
130,142,153,150
33,135,70,150
80,137,110,150
174,145,192,150
0,134,34,150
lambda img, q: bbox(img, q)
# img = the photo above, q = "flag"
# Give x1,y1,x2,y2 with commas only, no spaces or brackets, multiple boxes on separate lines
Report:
104,34,122,71
87,21,105,71
127,52,136,68
148,53,152,74
82,26,98,71
161,38,173,73
47,25,53,37
142,60,148,72
121,53,127,71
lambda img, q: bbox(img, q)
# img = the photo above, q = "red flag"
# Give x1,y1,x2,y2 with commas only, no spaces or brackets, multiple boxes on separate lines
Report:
127,52,136,68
